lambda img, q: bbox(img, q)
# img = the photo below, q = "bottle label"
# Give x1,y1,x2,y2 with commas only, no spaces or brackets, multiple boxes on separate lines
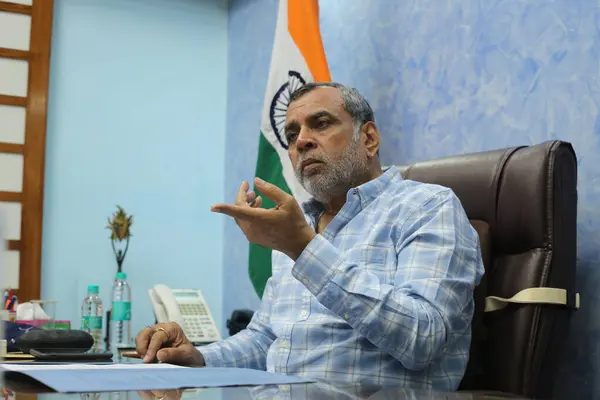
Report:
111,301,131,321
82,316,103,350
81,316,103,330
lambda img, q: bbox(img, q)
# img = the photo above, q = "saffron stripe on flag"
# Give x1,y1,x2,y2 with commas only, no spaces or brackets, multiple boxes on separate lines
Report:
249,0,330,298
288,0,331,82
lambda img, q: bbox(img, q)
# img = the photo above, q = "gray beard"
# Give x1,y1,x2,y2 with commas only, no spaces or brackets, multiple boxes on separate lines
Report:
294,136,369,204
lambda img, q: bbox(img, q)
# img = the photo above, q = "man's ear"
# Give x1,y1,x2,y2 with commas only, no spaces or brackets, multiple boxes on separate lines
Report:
361,121,380,157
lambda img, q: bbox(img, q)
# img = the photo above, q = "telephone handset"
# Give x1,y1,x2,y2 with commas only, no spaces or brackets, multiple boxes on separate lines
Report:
148,284,222,344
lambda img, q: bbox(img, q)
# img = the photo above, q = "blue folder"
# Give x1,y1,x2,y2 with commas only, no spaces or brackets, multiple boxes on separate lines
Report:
0,364,315,393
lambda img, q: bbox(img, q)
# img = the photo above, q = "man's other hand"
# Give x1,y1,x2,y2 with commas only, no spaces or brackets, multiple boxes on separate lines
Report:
134,322,205,366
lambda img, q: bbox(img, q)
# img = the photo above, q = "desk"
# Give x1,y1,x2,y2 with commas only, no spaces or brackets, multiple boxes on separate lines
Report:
2,380,528,400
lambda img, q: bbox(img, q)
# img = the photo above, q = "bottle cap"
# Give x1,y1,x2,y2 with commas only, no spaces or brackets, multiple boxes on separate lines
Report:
87,285,99,294
116,272,127,280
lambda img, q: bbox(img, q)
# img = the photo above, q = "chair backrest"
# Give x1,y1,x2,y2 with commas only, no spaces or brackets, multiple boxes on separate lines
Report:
396,140,578,398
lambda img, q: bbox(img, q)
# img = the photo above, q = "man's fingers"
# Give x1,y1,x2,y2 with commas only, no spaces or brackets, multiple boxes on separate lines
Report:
135,326,155,358
139,389,182,400
246,193,263,208
211,203,266,219
157,347,197,366
152,390,183,400
136,391,155,400
143,328,170,363
246,190,257,204
251,196,263,208
156,345,204,367
235,181,250,205
254,178,290,205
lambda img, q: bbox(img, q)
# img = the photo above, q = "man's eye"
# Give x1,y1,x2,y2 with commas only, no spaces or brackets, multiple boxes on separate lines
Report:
316,120,329,129
286,133,298,142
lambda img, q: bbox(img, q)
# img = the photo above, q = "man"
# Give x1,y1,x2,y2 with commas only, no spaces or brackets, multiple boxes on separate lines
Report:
135,82,485,391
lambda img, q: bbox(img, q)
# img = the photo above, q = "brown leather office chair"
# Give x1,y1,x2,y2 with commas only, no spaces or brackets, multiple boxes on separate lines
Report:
397,140,580,399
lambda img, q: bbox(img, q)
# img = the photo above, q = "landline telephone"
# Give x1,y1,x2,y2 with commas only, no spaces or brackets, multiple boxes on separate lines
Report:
148,284,221,344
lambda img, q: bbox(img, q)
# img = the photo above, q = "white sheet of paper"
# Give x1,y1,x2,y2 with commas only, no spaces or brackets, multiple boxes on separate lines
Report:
1,363,185,371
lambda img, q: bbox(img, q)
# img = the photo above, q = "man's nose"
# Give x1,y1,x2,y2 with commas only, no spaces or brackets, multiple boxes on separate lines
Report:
295,131,317,152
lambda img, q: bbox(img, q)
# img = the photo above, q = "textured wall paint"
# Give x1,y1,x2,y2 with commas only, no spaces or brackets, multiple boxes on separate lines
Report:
226,0,600,397
222,0,277,323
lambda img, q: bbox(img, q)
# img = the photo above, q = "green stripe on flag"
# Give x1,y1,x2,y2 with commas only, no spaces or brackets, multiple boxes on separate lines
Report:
249,132,291,298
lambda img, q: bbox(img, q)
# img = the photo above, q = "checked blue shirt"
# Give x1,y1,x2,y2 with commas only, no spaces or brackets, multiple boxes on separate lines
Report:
200,167,484,391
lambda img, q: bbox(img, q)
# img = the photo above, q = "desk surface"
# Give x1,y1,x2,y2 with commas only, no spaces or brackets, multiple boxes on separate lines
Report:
1,357,528,399
2,381,528,400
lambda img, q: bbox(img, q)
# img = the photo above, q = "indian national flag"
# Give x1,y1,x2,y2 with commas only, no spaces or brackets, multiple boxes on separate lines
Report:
250,0,331,298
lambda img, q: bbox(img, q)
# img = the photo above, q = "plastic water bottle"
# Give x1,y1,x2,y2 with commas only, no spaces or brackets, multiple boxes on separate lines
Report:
81,285,103,351
110,272,132,352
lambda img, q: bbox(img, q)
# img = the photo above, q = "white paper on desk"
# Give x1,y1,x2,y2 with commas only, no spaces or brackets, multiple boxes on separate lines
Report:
2,363,185,371
0,363,315,393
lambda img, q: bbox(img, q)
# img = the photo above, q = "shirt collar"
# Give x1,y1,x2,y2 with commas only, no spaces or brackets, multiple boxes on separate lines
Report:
301,166,402,215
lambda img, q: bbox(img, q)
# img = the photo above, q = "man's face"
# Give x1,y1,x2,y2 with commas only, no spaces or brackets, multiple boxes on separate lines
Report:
284,87,369,203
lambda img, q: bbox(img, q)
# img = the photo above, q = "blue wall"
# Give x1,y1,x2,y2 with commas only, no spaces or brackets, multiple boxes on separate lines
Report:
225,0,600,397
43,0,228,339
221,0,275,326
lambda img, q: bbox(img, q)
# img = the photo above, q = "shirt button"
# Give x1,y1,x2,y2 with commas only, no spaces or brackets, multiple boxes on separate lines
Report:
344,313,350,319
302,278,309,284
300,310,308,318
280,340,289,348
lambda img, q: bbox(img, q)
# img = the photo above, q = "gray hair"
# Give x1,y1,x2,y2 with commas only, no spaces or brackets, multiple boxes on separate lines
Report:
289,82,375,134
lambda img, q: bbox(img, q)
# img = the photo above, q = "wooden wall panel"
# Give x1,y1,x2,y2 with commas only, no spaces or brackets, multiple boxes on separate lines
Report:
18,0,54,301
0,153,23,192
0,0,52,301
0,9,31,50
0,1,32,14
0,58,28,96
0,201,21,239
0,104,27,144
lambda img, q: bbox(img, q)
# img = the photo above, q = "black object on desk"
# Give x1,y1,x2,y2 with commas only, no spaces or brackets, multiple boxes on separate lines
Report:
13,328,113,362
16,329,93,353
2,321,40,352
28,349,113,362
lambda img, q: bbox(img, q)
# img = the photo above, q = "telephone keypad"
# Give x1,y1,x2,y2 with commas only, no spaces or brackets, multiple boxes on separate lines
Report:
178,303,209,316
179,303,219,342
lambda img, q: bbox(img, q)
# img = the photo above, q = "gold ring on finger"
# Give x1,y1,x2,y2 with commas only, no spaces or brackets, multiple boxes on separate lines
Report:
155,326,167,335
